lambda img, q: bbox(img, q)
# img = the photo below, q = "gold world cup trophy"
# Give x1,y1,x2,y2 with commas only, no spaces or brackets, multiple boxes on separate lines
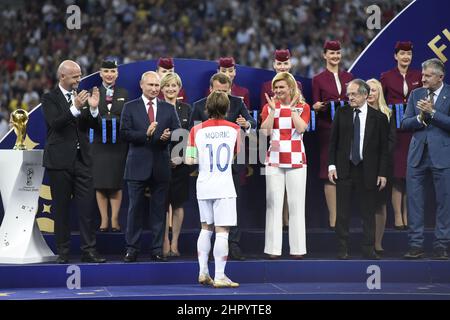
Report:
11,109,29,150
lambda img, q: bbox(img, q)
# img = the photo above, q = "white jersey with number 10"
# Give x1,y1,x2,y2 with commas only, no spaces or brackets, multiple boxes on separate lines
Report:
187,119,241,200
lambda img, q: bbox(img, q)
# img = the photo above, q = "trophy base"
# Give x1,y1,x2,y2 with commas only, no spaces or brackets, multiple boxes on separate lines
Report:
13,145,27,150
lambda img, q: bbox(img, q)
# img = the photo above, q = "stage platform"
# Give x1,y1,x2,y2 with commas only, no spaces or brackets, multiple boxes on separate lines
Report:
38,228,437,255
1,258,450,300
1,229,449,300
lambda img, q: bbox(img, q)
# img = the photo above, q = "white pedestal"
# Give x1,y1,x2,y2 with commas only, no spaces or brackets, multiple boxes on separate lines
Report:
0,150,56,264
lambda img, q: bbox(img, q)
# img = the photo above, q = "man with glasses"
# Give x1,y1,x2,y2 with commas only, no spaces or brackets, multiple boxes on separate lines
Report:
328,79,389,260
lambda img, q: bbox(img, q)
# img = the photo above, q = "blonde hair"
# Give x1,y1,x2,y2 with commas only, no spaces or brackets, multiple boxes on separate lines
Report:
160,72,182,89
271,72,305,103
367,78,391,120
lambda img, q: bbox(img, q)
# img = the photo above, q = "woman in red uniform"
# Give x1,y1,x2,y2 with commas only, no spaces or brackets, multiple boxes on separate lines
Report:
380,41,422,230
312,40,353,229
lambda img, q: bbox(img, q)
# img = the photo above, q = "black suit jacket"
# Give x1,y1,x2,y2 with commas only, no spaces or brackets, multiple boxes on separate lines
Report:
329,104,389,189
189,94,256,129
42,87,100,169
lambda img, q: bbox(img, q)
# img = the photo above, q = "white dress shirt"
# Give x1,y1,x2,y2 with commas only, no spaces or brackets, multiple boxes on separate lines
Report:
328,102,368,173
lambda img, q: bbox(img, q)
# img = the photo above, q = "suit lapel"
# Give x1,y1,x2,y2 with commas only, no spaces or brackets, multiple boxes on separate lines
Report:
434,85,450,112
156,99,164,123
363,108,375,152
139,98,150,127
56,87,71,110
99,86,108,114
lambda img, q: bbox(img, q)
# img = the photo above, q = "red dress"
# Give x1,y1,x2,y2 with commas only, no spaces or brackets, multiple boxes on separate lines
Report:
380,67,422,178
312,69,353,179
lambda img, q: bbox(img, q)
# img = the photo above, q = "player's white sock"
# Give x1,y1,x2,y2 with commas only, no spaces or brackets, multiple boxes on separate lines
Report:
213,232,229,280
197,229,213,276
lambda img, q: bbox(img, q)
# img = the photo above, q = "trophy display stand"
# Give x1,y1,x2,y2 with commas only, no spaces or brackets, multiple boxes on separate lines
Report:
0,150,56,264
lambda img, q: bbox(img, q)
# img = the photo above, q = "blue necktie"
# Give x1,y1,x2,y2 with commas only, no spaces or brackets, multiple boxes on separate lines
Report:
351,109,361,165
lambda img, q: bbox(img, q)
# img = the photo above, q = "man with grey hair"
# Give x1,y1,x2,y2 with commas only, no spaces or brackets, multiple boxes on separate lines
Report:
328,78,389,260
402,58,450,260
41,60,106,263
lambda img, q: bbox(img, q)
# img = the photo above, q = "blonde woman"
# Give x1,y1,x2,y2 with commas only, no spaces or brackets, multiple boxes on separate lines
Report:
261,72,310,259
367,78,396,254
160,72,192,257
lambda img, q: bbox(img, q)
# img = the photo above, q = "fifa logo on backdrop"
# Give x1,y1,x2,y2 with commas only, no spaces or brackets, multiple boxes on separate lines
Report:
366,5,381,30
66,5,81,30
26,168,34,186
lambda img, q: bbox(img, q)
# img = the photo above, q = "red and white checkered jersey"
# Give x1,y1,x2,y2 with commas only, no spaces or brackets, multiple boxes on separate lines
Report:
261,102,310,168
187,119,241,200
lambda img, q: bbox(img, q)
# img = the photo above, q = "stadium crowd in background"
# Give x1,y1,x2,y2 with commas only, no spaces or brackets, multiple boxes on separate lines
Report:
0,0,411,139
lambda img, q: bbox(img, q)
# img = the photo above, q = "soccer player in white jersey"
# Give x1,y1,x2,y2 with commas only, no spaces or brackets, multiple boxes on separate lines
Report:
186,91,241,288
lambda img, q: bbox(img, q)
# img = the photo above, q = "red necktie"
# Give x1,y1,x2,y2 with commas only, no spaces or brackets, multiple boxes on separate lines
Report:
148,101,155,123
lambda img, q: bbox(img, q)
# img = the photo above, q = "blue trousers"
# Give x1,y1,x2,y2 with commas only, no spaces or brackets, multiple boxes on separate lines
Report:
406,145,450,249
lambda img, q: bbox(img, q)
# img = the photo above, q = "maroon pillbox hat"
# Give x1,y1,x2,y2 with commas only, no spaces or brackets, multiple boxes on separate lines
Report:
158,57,174,69
323,40,341,51
218,57,235,68
274,49,291,62
395,41,413,53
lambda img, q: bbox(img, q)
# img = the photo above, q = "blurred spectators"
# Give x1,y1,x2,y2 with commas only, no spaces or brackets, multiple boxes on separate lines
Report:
0,0,411,139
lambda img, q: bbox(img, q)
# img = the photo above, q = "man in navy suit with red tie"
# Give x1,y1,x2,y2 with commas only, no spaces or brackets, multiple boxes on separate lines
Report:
121,71,181,262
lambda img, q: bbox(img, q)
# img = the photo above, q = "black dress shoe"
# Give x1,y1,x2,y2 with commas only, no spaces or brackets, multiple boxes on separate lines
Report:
81,251,106,263
124,252,138,262
403,247,425,259
56,254,69,264
99,227,109,232
151,254,168,262
432,247,448,260
111,227,121,233
229,247,246,261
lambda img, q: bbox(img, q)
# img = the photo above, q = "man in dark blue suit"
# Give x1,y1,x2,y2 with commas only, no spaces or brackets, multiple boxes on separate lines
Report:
402,58,450,260
121,71,181,262
189,73,256,260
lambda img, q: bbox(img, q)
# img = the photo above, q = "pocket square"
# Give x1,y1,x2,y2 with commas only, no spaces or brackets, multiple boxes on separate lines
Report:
117,98,125,101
